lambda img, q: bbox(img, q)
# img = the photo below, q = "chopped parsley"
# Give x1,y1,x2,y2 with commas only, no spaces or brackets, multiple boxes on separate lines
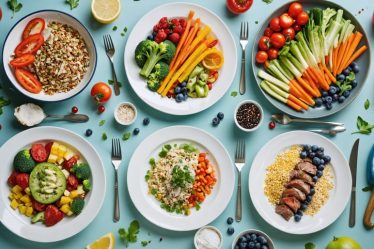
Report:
262,0,273,4
122,132,131,141
102,132,107,140
362,186,372,192
230,91,238,97
118,220,140,248
365,99,370,110
305,242,316,249
141,240,151,247
113,26,118,31
171,165,194,189
66,0,79,10
99,120,105,126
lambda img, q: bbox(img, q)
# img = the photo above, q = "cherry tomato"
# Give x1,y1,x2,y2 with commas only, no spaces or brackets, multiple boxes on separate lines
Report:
264,27,273,37
30,143,47,163
90,82,112,103
226,0,253,15
14,34,44,57
256,51,268,64
288,2,303,18
267,48,279,60
98,105,105,113
16,173,29,190
282,27,296,41
14,68,42,94
293,23,302,32
269,17,281,31
67,175,79,191
22,18,45,40
0,7,2,21
7,171,18,187
270,33,286,49
45,142,53,156
71,106,78,113
44,205,64,227
258,36,271,51
32,199,46,212
279,14,294,29
296,11,309,26
63,155,79,171
9,54,35,68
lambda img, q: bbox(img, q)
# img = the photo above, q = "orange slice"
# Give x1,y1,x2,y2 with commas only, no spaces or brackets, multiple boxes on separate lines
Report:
202,50,224,70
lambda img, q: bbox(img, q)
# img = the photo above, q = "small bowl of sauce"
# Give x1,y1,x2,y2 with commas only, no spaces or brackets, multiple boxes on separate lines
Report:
114,102,137,126
234,100,263,132
194,226,223,249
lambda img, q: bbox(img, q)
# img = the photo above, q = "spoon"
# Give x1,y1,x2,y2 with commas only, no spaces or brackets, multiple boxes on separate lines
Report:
309,126,346,136
45,114,89,123
272,113,344,127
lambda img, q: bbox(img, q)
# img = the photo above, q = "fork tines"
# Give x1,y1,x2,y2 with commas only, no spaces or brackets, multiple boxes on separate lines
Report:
111,138,122,159
235,139,246,162
103,34,115,52
240,22,248,40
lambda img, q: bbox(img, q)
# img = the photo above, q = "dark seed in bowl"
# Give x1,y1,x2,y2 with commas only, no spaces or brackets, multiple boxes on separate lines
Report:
236,103,261,129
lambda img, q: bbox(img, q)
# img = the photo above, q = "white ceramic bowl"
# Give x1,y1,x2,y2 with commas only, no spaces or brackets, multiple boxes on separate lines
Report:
114,102,138,126
234,100,264,132
2,10,97,102
194,226,223,249
232,229,275,249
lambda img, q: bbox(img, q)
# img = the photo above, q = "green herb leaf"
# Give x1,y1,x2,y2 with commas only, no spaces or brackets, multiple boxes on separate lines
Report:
121,33,125,37
0,97,10,115
346,72,356,81
124,27,128,32
164,144,172,151
108,79,122,87
196,202,201,211
362,186,372,192
102,132,107,140
112,26,117,31
305,242,316,249
141,241,150,247
179,143,198,153
66,0,79,10
262,0,273,4
255,21,259,24
7,0,23,18
365,99,370,110
352,116,374,135
158,150,167,158
118,220,140,248
99,120,105,126
230,91,238,97
122,132,131,141
149,158,155,167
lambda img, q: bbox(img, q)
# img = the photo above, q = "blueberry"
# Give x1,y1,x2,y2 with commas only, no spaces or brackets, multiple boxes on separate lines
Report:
182,87,188,94
323,155,331,163
294,214,302,222
250,233,257,241
174,86,181,94
350,61,357,68
245,234,252,241
257,236,267,244
306,195,313,202
180,81,187,88
315,98,323,107
133,128,140,135
235,246,240,249
255,242,261,249
212,117,220,127
316,151,324,158
343,90,350,98
227,217,234,224
316,170,323,178
309,152,316,158
303,144,311,151
300,151,307,159
261,246,269,249
326,102,332,110
329,86,337,95
296,210,303,216
352,64,359,73
343,68,351,76
239,242,247,249
217,112,224,120
321,91,328,97
319,159,325,165
300,203,308,210
312,145,318,152
312,157,321,165
147,34,154,40
337,74,345,82
85,129,93,137
310,187,316,195
176,93,184,102
143,117,150,126
248,242,255,249
325,96,333,104
351,79,358,88
239,236,247,243
332,94,339,101
338,95,346,103
318,147,324,152
227,227,235,235
312,176,318,182
152,31,157,37
182,94,188,101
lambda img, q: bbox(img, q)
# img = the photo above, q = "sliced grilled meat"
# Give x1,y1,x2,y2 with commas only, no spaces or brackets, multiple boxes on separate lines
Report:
282,187,306,201
281,196,301,213
296,161,317,175
275,204,294,221
285,179,311,194
290,170,315,186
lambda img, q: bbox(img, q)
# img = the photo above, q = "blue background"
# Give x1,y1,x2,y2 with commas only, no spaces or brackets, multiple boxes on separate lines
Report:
0,0,373,248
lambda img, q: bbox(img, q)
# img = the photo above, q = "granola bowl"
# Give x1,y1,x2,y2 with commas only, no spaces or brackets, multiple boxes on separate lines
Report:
2,10,97,102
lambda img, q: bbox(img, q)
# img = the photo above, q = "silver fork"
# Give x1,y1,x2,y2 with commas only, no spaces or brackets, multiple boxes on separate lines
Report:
103,34,120,96
111,138,122,222
235,139,246,222
239,22,248,95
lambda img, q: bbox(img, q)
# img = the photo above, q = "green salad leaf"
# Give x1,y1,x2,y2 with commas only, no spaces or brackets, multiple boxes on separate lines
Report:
352,116,374,135
7,0,22,18
66,0,79,10
99,120,105,126
179,143,198,153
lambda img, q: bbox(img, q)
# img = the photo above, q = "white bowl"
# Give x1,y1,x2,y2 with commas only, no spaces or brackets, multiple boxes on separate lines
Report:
234,100,264,132
2,10,97,102
114,102,137,126
232,229,275,249
194,226,223,249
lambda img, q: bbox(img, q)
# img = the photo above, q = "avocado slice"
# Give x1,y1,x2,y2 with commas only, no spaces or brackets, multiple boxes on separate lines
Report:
29,163,66,204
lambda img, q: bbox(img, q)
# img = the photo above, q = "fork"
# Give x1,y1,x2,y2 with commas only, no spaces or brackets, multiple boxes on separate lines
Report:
111,138,122,222
235,139,246,222
239,22,248,95
103,34,120,96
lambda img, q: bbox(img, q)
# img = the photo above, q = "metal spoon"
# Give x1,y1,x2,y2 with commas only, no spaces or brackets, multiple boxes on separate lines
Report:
272,113,344,127
45,114,89,123
309,126,346,136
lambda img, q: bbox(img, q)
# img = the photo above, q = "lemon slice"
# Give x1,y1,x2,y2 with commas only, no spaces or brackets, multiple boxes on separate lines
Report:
86,232,115,249
202,50,224,70
91,0,121,24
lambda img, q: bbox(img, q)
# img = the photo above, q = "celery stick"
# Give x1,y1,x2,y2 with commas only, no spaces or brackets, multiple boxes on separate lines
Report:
266,80,289,99
260,81,287,103
258,69,289,92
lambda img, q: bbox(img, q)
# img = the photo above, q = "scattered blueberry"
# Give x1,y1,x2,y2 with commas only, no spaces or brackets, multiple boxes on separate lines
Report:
133,128,140,135
85,129,93,137
312,157,321,165
343,90,351,98
312,176,318,182
152,31,157,37
315,98,323,107
239,242,247,249
318,147,324,152
300,203,308,210
143,117,150,126
227,227,235,235
329,86,337,95
338,95,346,103
176,93,184,102
174,86,181,94
316,170,323,178
261,246,269,249
227,217,234,225
255,242,261,249
300,151,307,159
296,210,303,216
316,151,324,158
217,112,224,120
322,97,327,103
352,64,359,74
318,165,325,171
294,214,302,222
325,96,332,104
147,34,154,40
343,68,351,76
239,237,247,243
337,74,345,82
323,155,331,163
321,91,328,97
350,61,357,68
257,236,267,244
351,79,358,88
310,188,316,196
212,117,220,127
319,159,325,165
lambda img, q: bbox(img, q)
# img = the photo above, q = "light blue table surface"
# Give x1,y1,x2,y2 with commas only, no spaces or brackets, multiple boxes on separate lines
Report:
0,0,373,248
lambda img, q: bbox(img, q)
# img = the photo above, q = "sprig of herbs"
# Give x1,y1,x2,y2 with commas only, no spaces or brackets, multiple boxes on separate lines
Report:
352,116,374,135
0,97,10,115
66,0,79,10
102,132,107,140
336,72,355,96
7,0,23,18
99,120,105,126
118,220,140,248
362,186,372,192
365,99,370,110
305,242,316,249
230,91,238,97
108,79,122,87
141,240,151,247
122,132,131,141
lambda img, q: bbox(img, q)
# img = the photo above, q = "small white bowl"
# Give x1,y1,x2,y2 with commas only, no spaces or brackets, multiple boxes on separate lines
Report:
232,229,275,249
114,102,137,126
194,226,223,249
234,100,264,132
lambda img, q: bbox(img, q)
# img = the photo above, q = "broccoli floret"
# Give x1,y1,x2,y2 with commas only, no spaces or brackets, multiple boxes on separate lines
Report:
147,74,161,92
71,198,85,215
135,40,154,67
72,163,91,180
82,179,92,192
13,149,36,173
153,61,169,80
139,40,176,78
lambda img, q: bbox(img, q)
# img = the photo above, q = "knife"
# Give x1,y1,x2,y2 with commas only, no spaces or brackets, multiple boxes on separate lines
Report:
349,138,359,227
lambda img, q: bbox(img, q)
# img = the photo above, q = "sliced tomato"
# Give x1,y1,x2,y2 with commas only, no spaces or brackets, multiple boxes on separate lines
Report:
22,18,45,40
16,173,29,190
31,144,47,162
32,199,46,212
14,34,44,57
67,175,79,191
14,68,42,94
7,171,18,187
10,54,35,68
63,155,80,171
45,142,53,156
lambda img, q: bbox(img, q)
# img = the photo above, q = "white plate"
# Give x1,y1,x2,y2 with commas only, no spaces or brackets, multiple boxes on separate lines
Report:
249,131,351,234
124,2,237,115
0,127,106,242
127,126,235,231
2,10,97,102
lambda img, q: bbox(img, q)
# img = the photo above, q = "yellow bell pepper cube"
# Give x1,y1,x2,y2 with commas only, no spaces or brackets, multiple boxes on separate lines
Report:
60,196,72,205
25,207,33,217
20,195,31,204
11,185,22,194
25,202,32,207
69,190,79,199
10,199,19,209
18,205,27,215
60,204,71,214
8,193,14,200
14,192,23,200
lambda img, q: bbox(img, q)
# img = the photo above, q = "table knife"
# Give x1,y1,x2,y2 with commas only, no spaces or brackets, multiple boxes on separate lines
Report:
349,138,359,227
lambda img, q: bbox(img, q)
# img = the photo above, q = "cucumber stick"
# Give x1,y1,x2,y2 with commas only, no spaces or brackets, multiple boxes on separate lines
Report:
258,70,289,92
260,81,287,104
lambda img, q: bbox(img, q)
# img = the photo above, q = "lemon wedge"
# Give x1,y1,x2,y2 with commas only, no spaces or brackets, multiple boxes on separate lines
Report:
202,50,224,70
86,232,115,249
91,0,121,24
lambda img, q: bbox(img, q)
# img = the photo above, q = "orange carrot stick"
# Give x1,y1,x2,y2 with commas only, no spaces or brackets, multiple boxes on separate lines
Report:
336,34,356,74
297,77,319,97
286,99,303,111
290,80,314,105
344,45,368,69
340,32,363,73
288,94,309,110
322,64,336,83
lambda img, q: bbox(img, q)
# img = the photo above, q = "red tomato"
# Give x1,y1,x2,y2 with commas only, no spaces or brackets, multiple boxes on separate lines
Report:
44,205,64,227
279,14,294,29
45,142,53,156
63,155,79,171
14,34,44,57
67,175,79,191
288,2,303,18
208,70,218,83
0,7,2,21
16,173,29,190
9,54,35,68
226,0,253,15
269,17,281,31
30,144,47,162
256,51,268,64
264,27,273,37
296,11,309,26
90,82,112,103
258,36,271,51
282,27,296,41
267,48,279,60
32,199,46,212
270,33,286,49
207,83,212,90
22,18,45,40
7,171,18,187
98,105,105,113
293,23,302,32
14,68,42,94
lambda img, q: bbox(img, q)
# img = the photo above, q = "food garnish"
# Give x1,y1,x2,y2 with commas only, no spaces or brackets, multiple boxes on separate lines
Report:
7,0,22,18
0,96,10,115
352,116,374,135
118,220,140,248
364,99,370,110
66,0,79,10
